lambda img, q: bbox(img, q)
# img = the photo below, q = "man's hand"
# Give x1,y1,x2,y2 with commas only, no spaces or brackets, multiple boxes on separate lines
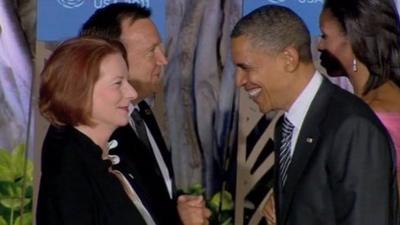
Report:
177,195,211,225
263,193,276,225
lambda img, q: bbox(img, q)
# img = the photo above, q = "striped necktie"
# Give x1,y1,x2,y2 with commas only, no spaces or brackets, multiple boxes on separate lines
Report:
279,116,294,188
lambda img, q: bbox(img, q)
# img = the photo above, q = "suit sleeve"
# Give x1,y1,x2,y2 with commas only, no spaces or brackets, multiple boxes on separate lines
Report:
328,116,397,225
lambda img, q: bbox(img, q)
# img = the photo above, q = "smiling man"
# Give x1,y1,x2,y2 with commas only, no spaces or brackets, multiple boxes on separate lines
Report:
231,5,398,225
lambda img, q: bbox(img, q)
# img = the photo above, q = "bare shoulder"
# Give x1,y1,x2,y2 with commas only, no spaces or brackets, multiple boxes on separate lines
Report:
369,82,400,113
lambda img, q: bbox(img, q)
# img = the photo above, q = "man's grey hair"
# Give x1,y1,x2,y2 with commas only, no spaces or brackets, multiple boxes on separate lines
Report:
231,5,312,62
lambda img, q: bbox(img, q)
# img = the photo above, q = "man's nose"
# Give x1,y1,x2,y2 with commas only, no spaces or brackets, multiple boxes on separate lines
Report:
235,72,247,88
156,47,168,65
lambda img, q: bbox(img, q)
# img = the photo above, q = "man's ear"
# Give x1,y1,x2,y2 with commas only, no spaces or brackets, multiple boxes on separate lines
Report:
281,46,299,72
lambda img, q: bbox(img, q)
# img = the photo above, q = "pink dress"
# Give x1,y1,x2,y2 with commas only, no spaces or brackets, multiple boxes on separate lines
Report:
376,112,400,168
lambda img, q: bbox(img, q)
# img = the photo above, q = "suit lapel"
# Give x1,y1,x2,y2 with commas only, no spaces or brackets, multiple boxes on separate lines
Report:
280,79,334,224
138,101,175,182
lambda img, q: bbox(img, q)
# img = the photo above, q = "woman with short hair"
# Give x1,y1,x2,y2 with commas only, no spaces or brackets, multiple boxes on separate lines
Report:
36,37,150,225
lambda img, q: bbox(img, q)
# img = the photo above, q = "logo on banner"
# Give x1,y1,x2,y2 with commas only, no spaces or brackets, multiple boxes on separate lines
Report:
94,0,150,8
132,0,150,8
268,0,286,3
57,0,150,9
298,0,323,3
57,0,84,8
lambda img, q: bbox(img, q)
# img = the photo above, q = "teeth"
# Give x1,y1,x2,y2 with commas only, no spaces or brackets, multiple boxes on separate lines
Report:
248,88,261,97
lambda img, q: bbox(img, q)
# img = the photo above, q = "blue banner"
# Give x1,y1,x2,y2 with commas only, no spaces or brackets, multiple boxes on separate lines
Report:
38,0,321,41
37,0,165,41
244,0,323,36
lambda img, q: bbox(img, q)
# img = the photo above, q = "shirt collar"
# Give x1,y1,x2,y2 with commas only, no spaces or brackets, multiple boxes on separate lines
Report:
128,97,154,115
285,71,323,129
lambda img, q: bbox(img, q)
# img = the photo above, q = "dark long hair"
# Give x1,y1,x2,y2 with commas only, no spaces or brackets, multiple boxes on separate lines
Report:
323,0,400,94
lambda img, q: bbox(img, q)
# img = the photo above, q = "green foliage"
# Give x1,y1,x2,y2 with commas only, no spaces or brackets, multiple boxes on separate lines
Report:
209,190,233,211
0,144,33,225
208,191,233,225
186,183,205,196
182,184,234,225
0,216,7,225
13,213,32,225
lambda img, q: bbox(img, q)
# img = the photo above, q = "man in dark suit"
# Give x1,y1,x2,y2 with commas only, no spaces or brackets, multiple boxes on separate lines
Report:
231,5,398,225
80,3,210,225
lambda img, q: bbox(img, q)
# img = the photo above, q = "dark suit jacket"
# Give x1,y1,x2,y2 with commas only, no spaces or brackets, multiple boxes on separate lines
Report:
36,125,147,225
273,79,398,225
109,100,179,225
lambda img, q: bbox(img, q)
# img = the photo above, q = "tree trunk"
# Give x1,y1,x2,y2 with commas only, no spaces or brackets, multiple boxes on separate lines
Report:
165,0,242,197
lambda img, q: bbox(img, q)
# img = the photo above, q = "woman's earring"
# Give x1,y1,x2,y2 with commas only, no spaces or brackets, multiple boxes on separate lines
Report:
352,58,358,72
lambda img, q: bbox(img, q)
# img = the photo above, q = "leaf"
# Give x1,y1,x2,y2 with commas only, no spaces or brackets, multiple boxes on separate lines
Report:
0,186,30,209
24,160,33,183
23,186,33,199
0,198,31,210
0,151,12,181
187,183,205,196
0,145,33,221
0,216,7,225
210,190,233,211
13,212,33,225
0,182,17,197
0,198,20,209
0,145,32,184
221,217,233,225
11,144,26,180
